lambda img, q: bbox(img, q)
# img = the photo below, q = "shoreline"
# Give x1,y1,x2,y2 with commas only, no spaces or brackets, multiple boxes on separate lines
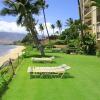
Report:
0,45,17,57
0,45,25,67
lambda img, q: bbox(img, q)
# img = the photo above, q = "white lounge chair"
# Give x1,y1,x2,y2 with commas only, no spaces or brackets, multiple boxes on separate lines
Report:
27,64,71,78
31,56,55,62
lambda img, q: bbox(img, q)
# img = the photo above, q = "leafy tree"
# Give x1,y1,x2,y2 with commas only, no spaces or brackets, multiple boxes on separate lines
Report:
51,24,55,35
56,20,62,35
0,0,45,56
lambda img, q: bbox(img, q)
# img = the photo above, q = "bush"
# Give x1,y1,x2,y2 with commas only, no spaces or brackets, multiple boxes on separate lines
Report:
54,40,65,45
0,81,8,96
96,50,100,57
52,48,62,53
0,57,22,97
82,33,96,55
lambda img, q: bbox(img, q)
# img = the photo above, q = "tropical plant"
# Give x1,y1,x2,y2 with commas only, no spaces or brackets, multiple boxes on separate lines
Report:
65,18,74,27
0,0,45,56
56,20,62,35
82,32,96,55
64,18,89,40
96,50,100,57
39,23,45,39
51,24,55,35
36,0,50,40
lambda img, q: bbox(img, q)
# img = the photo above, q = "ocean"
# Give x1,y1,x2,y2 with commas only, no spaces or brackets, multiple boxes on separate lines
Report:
0,45,16,57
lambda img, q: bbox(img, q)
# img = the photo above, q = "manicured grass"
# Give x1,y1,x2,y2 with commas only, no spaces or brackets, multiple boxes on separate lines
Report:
1,51,100,100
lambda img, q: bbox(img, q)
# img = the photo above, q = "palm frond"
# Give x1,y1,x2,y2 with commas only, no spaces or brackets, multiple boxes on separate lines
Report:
16,15,23,25
0,8,17,16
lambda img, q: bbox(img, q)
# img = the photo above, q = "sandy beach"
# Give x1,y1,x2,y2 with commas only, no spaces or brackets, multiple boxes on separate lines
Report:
0,46,25,66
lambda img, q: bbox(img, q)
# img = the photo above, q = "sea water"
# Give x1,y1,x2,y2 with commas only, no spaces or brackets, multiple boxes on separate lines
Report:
0,45,16,57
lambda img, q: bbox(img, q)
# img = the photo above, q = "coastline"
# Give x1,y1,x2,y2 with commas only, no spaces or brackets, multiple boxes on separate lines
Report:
0,45,25,67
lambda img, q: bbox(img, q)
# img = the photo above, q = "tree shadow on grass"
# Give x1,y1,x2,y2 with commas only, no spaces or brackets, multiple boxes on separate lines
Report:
29,72,74,79
23,53,61,58
23,54,51,58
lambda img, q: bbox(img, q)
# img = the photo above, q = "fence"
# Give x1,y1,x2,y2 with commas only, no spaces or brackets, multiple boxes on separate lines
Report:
0,53,23,96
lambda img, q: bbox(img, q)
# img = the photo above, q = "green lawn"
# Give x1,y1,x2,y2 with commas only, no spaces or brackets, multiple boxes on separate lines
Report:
1,51,100,100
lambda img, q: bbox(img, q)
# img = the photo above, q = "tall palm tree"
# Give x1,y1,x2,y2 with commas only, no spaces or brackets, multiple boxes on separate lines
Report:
78,0,84,40
51,24,55,35
39,23,45,39
36,0,50,40
0,0,45,56
56,20,62,35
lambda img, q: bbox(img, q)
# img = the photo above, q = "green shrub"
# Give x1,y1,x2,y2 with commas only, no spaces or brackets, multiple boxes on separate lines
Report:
0,67,9,75
96,50,100,57
0,57,21,97
82,33,96,55
0,81,8,96
52,48,62,53
54,40,65,45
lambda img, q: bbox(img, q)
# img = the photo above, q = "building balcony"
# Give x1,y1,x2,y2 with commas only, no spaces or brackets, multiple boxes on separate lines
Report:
84,0,90,7
84,11,91,19
84,0,89,3
84,7,91,15
85,20,92,26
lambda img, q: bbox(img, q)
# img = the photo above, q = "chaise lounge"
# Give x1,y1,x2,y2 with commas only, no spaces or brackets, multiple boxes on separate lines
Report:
27,64,71,78
31,56,55,63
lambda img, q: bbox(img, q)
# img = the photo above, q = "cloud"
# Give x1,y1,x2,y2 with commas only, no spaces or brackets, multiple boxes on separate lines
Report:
0,20,59,35
0,17,4,21
0,20,26,33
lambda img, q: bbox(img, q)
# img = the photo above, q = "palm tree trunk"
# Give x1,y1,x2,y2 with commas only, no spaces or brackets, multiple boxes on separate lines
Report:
28,14,45,56
78,0,84,40
53,29,54,35
59,28,61,35
42,7,50,41
42,31,45,39
32,31,45,56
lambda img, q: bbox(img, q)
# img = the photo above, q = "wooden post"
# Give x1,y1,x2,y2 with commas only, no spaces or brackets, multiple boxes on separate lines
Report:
18,53,19,65
9,58,15,75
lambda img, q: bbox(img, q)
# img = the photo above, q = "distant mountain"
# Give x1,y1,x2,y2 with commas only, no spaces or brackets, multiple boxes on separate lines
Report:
0,32,26,44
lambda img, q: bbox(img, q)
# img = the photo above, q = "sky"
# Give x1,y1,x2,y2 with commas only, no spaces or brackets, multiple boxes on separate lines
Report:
0,0,79,35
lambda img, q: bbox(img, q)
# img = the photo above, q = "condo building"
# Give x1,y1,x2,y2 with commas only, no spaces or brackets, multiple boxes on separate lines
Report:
80,0,100,43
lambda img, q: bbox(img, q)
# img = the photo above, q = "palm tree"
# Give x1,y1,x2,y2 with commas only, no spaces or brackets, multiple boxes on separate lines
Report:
39,23,45,39
77,0,84,40
56,20,62,35
65,18,74,27
36,0,50,40
0,0,45,56
51,24,55,35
